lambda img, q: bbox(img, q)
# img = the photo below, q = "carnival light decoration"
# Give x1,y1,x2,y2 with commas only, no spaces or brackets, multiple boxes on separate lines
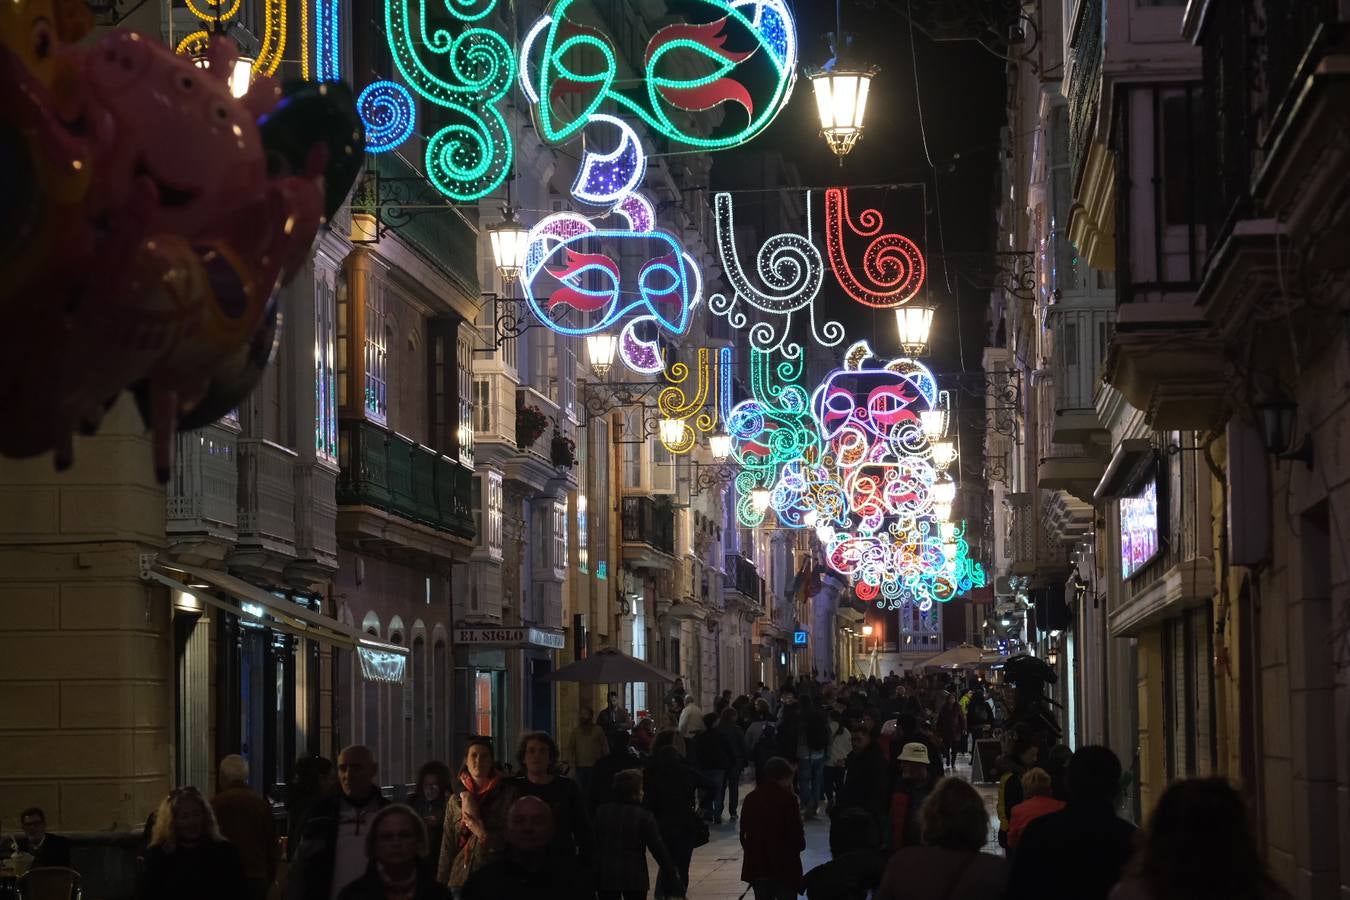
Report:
658,347,733,453
824,188,925,308
383,0,514,198
358,81,416,153
727,350,821,526
708,191,843,360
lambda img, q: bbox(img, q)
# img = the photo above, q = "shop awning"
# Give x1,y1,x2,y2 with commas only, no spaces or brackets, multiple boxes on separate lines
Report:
148,559,357,649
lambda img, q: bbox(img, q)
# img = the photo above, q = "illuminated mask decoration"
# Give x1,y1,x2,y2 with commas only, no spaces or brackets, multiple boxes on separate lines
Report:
824,188,925,308
708,190,842,360
727,350,820,526
378,0,514,198
520,0,797,208
659,347,733,453
523,198,703,374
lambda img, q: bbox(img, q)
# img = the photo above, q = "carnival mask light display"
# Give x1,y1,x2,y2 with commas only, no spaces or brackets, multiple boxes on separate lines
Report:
0,32,363,478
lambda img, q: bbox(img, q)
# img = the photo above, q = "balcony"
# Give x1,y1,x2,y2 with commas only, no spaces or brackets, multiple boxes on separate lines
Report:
165,422,239,565
369,151,479,298
336,419,476,560
289,462,339,584
723,553,764,610
621,496,676,570
231,439,299,579
1101,302,1227,430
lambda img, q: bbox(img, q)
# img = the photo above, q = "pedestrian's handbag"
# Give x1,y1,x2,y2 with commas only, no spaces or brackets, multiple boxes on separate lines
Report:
690,811,711,848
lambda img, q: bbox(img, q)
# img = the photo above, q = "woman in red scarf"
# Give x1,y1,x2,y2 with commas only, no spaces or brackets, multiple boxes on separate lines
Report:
436,738,517,893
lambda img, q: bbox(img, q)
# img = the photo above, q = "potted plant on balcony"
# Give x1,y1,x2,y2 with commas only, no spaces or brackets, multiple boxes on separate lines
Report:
516,404,549,450
349,174,379,243
550,431,576,468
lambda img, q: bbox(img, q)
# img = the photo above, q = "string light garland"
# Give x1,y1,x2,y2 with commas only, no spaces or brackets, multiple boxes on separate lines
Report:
384,0,514,200
519,0,797,205
252,0,286,76
727,350,821,526
824,187,925,308
314,0,340,80
358,81,416,153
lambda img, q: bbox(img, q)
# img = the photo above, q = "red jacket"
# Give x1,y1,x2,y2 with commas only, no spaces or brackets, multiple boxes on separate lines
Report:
739,781,805,889
1008,795,1066,849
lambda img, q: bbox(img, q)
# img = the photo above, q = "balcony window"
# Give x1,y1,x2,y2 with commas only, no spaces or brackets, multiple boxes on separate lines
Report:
473,378,491,433
457,333,474,467
651,440,674,493
365,284,389,424
553,499,568,572
577,495,589,573
315,270,339,463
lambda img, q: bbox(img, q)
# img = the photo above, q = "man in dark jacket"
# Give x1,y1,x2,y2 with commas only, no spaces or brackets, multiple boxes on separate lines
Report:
211,754,278,900
14,807,72,870
285,745,388,900
588,729,641,811
892,713,944,787
461,796,589,900
836,728,889,824
1004,745,1136,900
694,712,733,822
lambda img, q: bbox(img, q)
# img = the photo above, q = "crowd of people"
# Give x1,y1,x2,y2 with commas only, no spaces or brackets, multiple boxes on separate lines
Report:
3,671,1289,900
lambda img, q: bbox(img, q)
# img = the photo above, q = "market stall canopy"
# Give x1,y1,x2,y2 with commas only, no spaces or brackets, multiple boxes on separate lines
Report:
916,643,994,670
546,647,675,684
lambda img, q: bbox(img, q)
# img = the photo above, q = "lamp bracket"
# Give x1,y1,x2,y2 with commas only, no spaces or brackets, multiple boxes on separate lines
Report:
471,294,538,354
579,382,664,423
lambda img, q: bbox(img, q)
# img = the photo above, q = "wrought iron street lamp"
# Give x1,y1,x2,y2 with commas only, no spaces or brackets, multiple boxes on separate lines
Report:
193,52,253,99
895,305,936,357
932,474,956,506
932,500,953,522
750,487,772,515
586,334,618,378
659,417,685,447
708,432,732,462
920,407,946,441
486,208,530,284
930,439,957,469
807,0,878,160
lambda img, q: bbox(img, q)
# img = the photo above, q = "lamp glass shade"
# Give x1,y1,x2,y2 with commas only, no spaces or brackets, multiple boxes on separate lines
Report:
815,523,836,544
932,474,956,505
586,334,617,377
1257,399,1297,454
808,68,876,157
708,432,732,461
487,212,530,282
939,521,958,542
750,487,772,514
930,440,957,469
932,500,953,522
920,408,946,440
659,417,685,446
862,624,874,636
193,55,254,99
895,306,935,356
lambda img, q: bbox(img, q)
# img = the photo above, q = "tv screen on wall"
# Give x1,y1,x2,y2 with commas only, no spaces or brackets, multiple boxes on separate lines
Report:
1120,465,1161,579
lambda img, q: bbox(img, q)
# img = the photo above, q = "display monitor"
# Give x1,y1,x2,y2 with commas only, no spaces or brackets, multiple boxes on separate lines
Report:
1120,465,1162,579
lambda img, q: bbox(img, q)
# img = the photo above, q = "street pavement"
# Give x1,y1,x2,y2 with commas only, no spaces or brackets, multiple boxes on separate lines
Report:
653,758,1001,899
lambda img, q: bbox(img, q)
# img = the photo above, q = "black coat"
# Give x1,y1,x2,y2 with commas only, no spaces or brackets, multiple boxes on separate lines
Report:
643,746,711,845
508,775,593,868
589,748,643,810
336,866,450,900
1004,806,1137,900
140,840,245,900
461,849,591,900
837,742,889,819
14,834,72,870
285,792,390,900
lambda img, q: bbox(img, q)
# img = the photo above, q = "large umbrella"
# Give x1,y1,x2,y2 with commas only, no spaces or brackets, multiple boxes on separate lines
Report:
916,643,990,670
545,646,676,684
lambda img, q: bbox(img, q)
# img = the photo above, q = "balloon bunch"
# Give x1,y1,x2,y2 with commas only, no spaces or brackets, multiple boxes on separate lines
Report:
1,16,363,479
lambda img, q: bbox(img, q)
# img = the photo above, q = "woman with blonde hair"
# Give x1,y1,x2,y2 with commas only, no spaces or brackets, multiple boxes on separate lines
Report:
338,804,450,900
140,786,246,900
875,777,1008,900
1007,767,1064,850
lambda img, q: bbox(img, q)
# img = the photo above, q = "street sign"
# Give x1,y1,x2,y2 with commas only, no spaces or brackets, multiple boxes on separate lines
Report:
454,626,566,650
793,630,808,646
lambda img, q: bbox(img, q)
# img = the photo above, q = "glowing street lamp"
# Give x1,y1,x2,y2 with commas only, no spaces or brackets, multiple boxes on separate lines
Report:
920,407,946,441
709,432,732,461
895,305,936,357
585,334,618,378
932,474,956,506
808,65,879,159
487,208,530,284
930,440,957,469
750,487,772,514
193,53,254,99
659,417,685,447
932,500,953,522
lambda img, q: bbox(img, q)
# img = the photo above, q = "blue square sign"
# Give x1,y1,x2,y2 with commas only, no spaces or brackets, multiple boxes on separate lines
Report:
793,630,808,646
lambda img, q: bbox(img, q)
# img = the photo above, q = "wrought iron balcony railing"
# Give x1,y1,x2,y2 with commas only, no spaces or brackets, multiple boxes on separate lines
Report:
621,496,675,557
337,419,475,540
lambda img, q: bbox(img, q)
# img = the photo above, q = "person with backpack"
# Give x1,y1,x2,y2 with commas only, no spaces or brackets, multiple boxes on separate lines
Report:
823,710,851,814
798,699,831,820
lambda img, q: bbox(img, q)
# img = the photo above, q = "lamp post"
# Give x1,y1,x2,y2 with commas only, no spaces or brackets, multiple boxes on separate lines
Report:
750,487,772,515
806,0,878,160
895,305,936,357
709,432,732,461
585,334,618,378
486,208,530,285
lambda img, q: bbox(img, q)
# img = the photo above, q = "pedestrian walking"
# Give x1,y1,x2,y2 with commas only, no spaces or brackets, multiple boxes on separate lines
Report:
589,729,641,810
286,744,389,900
836,726,888,826
991,732,1039,850
644,729,712,900
210,754,278,900
799,698,831,819
1007,767,1064,850
738,757,805,900
460,797,590,900
823,710,850,812
285,756,335,861
597,692,629,735
510,731,594,869
716,706,749,821
935,693,966,770
677,695,705,740
406,761,451,875
890,742,938,851
437,737,516,891
632,717,656,757
337,804,450,900
594,769,680,900
693,712,731,823
566,705,611,798
141,786,247,900
1005,745,1137,900
875,776,1007,900
1109,777,1290,900
803,808,885,900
